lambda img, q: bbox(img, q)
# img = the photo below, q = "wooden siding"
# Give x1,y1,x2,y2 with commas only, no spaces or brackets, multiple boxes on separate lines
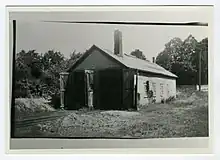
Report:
75,49,121,70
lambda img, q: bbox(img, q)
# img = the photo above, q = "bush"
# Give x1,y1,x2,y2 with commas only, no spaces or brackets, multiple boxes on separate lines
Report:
14,98,55,120
14,88,28,98
166,96,175,103
14,81,29,98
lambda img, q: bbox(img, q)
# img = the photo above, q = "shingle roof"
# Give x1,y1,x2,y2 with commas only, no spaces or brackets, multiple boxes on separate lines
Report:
100,47,178,78
68,45,177,78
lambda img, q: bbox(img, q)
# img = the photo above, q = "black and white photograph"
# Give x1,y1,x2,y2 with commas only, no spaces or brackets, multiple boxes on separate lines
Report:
9,6,210,140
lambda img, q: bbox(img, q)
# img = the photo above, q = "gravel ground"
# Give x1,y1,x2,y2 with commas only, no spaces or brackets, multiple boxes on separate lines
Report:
14,89,208,138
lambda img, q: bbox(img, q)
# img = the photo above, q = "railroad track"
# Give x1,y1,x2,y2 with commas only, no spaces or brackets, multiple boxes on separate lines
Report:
14,111,68,129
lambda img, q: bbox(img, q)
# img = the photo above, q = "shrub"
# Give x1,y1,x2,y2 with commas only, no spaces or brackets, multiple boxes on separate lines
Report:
166,96,175,103
152,98,156,103
14,98,55,120
14,88,29,98
147,90,153,98
14,81,29,98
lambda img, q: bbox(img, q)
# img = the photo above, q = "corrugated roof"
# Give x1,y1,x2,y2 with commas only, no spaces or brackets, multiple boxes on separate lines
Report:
101,47,177,78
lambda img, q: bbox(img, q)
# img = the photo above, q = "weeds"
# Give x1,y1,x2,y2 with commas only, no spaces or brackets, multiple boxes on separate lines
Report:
14,86,208,138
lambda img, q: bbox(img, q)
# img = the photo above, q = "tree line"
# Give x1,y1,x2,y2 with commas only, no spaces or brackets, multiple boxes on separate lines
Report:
130,35,208,85
14,49,82,100
156,35,208,85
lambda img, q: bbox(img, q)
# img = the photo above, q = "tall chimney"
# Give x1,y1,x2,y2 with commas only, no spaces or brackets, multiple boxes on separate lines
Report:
152,57,155,63
114,30,123,57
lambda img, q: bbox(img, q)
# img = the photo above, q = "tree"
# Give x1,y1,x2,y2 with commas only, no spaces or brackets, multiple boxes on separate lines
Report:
172,35,198,85
41,50,65,71
130,49,146,60
15,50,44,97
15,50,43,79
156,35,208,85
65,50,83,69
40,50,67,95
156,37,183,71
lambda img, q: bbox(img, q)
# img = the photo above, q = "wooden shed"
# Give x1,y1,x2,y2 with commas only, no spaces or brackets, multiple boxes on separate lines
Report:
62,30,177,110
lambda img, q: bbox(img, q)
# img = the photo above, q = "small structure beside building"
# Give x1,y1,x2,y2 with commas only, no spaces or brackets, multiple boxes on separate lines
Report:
61,30,178,110
196,85,208,92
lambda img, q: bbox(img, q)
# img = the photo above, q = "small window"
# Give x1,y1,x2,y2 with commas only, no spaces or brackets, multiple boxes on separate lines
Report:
160,83,164,97
167,84,169,96
152,82,156,96
145,81,150,93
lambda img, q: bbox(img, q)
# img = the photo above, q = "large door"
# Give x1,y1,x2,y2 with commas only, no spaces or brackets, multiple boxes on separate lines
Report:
98,68,123,110
122,69,136,109
65,70,86,109
65,68,136,110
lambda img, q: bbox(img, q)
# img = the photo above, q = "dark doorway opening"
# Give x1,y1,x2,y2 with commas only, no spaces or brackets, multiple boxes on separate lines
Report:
65,68,136,110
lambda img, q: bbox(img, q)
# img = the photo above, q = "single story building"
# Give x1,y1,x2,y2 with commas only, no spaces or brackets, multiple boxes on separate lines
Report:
61,30,177,110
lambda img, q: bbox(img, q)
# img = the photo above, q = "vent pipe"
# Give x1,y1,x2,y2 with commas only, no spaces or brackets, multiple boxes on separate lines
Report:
152,57,155,63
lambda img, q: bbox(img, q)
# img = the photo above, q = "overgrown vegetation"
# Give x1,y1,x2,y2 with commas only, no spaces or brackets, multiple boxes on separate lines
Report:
14,98,55,120
14,50,82,105
14,86,208,138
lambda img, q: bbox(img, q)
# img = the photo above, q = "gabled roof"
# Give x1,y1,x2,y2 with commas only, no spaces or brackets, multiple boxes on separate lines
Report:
68,45,177,79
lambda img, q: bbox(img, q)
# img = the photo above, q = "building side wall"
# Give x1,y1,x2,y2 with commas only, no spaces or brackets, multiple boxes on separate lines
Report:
135,75,176,105
75,49,121,70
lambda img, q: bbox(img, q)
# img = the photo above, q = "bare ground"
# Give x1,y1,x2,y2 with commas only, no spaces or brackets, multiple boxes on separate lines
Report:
14,88,208,138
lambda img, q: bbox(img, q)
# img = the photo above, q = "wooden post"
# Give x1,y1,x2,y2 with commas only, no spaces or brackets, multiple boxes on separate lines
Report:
84,70,88,107
85,70,94,109
11,20,16,138
60,72,69,109
134,70,139,110
199,49,202,91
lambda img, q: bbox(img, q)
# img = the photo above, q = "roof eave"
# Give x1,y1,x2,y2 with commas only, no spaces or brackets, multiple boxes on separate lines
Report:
136,68,178,79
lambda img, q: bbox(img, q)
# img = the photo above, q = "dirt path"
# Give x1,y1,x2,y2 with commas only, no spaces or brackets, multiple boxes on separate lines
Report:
14,111,68,128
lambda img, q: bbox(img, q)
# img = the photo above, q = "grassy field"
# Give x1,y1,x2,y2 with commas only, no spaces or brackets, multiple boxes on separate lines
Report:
14,86,208,138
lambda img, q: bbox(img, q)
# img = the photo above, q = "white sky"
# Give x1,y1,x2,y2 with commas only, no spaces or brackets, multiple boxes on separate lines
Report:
10,7,211,60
